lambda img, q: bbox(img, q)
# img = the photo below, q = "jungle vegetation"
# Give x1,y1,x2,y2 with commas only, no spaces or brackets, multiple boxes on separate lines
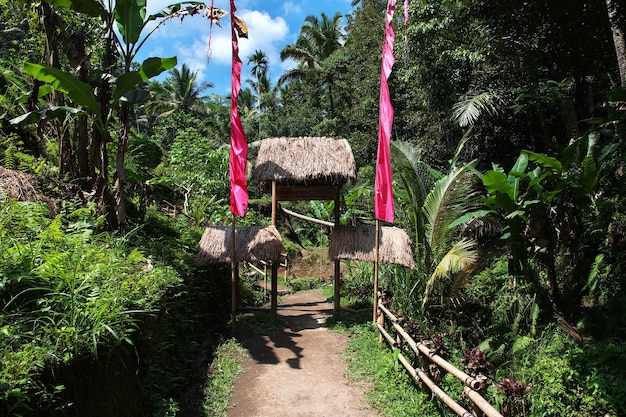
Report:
1,0,626,415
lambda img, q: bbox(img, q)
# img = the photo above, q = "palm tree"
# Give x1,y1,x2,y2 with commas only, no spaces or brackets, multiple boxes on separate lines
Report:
147,63,213,117
279,12,343,115
247,49,269,81
390,141,479,317
246,50,271,135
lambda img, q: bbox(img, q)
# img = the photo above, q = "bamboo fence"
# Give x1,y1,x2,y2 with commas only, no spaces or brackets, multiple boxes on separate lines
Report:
376,295,503,417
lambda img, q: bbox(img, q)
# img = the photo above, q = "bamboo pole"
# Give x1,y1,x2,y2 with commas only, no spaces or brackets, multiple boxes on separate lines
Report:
281,206,335,227
271,260,278,320
376,296,504,417
463,381,502,417
334,186,341,316
231,214,237,327
379,302,482,391
373,220,381,323
271,181,277,226
398,353,474,417
377,323,397,347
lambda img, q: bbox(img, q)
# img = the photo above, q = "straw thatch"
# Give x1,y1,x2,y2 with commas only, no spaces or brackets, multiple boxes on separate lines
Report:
195,226,284,267
329,226,416,269
0,166,38,202
253,137,357,190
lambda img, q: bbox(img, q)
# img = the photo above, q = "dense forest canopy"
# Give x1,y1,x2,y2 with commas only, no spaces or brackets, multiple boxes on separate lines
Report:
2,0,626,415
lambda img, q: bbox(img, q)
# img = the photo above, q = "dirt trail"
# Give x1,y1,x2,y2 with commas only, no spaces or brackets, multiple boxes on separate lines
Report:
227,290,376,417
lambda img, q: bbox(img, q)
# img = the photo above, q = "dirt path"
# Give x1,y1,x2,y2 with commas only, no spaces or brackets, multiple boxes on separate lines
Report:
227,290,377,417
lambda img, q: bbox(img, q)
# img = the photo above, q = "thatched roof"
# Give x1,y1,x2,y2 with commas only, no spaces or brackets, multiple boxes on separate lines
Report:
329,226,416,269
195,226,284,267
253,137,357,190
0,166,38,201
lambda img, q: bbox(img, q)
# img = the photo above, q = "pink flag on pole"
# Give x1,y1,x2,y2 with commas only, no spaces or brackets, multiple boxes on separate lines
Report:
374,0,397,223
229,0,248,217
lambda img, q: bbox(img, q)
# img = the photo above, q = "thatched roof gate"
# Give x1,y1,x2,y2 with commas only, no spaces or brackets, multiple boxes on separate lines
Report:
253,136,358,315
195,226,283,266
329,226,416,269
195,226,284,319
253,136,357,193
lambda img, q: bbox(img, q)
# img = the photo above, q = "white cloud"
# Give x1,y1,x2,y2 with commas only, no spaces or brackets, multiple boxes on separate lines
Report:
282,1,302,16
204,10,289,70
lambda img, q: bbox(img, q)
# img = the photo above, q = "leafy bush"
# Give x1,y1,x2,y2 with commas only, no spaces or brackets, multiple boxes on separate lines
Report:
0,200,184,414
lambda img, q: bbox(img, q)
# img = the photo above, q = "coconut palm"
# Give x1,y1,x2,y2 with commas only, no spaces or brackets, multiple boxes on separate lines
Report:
278,12,343,115
390,141,479,317
247,49,269,81
147,63,213,117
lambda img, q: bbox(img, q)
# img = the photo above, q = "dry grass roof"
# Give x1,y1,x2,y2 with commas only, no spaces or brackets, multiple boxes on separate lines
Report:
253,137,356,190
0,166,38,202
195,226,284,267
329,226,416,269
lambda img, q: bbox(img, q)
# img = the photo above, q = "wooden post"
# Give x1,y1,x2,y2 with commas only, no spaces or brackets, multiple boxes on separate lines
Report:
231,214,237,327
374,219,380,323
271,181,278,318
271,181,277,226
333,186,341,316
377,291,384,344
271,261,278,320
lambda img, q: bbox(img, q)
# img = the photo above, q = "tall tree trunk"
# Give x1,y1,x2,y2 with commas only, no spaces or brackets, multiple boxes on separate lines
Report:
114,106,130,235
606,0,626,86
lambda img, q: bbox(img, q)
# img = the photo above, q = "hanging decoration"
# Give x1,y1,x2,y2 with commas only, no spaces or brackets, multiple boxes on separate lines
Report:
229,0,248,217
374,0,398,223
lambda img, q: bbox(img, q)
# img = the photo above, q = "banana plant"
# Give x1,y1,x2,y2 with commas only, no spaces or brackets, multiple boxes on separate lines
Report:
452,134,616,306
11,0,232,233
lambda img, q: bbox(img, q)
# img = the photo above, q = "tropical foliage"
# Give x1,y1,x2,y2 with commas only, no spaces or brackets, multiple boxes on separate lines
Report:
2,0,626,415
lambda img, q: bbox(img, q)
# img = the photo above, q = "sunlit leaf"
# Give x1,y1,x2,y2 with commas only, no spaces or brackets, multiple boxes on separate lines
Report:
23,63,100,114
115,0,147,46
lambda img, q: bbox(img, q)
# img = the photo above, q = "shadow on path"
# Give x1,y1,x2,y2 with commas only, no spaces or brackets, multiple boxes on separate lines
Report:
228,290,375,417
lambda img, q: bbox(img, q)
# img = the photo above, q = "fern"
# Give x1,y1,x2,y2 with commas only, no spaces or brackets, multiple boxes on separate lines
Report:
512,336,536,356
4,143,16,169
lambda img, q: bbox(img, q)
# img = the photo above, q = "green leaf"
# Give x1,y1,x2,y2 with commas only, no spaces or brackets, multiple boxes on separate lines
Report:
112,57,176,101
448,210,493,229
510,152,528,174
504,210,525,219
146,2,199,21
561,138,580,170
115,0,147,46
139,56,177,79
524,150,563,171
43,0,106,17
606,86,626,101
581,155,597,192
9,106,86,126
483,170,513,199
120,89,149,105
23,63,101,114
113,72,143,102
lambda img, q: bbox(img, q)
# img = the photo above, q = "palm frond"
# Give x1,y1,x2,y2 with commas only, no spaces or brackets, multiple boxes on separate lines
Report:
422,239,478,311
452,90,503,127
423,164,475,260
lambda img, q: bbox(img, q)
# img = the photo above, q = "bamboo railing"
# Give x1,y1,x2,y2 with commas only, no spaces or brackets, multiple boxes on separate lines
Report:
376,295,503,417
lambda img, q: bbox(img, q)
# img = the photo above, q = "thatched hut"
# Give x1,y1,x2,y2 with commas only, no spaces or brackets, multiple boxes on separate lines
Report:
0,166,38,201
253,136,356,195
195,226,284,319
195,226,284,266
329,226,416,269
252,136,358,315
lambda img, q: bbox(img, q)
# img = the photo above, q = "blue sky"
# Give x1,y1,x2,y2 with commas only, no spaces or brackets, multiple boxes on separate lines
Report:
138,0,355,95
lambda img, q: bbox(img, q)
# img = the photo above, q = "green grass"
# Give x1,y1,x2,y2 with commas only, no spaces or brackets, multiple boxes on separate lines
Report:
329,317,460,417
203,338,249,417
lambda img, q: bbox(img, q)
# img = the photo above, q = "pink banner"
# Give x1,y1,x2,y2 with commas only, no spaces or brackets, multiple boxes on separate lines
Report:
229,0,248,217
374,0,397,223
